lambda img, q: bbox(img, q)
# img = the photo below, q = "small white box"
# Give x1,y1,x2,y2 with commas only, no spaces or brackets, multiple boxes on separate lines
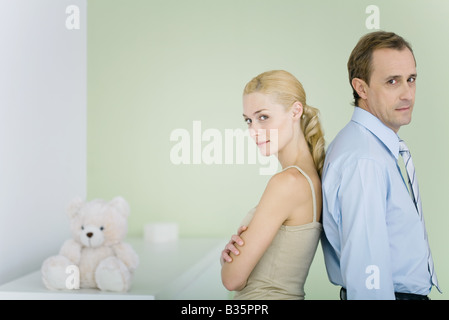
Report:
144,223,179,243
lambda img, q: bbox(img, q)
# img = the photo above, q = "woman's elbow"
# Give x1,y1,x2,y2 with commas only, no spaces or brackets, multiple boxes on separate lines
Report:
221,270,246,291
222,278,240,292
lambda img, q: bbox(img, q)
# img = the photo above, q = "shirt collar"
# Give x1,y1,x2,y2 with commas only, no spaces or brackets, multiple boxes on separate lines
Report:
351,107,400,160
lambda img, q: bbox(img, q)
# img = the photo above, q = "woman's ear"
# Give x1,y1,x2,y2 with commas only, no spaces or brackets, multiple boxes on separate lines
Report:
291,101,303,120
351,78,369,100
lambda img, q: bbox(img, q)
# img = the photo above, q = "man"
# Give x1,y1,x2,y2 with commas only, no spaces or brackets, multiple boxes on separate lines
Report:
321,31,441,300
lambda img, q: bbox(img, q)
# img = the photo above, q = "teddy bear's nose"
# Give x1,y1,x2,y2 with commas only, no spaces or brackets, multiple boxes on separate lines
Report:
86,232,93,238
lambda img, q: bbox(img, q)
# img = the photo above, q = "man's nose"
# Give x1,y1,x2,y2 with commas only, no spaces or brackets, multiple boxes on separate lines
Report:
400,83,414,101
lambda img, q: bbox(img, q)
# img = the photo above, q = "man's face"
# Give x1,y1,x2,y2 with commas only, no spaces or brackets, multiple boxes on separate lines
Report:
361,48,417,133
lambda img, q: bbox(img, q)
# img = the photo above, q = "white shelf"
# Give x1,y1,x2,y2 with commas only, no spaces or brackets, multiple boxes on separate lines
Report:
0,237,230,300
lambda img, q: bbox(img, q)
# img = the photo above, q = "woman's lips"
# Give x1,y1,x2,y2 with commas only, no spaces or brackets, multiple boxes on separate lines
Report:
257,140,270,146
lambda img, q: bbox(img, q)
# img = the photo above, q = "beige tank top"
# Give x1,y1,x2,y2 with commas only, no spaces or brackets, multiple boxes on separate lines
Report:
233,165,322,300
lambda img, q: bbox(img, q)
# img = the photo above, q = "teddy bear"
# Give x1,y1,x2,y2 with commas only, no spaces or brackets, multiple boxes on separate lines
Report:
41,196,139,292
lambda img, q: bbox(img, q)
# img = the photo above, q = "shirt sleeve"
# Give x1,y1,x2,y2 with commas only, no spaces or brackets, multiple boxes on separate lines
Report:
339,158,395,300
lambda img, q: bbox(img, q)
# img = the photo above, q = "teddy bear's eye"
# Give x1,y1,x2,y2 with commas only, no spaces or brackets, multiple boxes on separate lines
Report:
100,226,104,231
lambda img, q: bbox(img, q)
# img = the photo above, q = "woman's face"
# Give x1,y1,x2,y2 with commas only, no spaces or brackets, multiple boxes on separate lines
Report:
242,92,300,157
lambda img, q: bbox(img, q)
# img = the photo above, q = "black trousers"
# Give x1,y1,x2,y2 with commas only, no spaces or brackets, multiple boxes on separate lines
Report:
340,288,430,300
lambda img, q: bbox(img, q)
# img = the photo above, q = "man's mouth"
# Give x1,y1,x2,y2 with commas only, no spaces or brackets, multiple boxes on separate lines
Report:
396,105,411,111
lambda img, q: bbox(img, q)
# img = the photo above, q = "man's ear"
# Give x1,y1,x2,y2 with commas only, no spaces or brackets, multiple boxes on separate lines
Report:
291,101,303,120
352,78,369,100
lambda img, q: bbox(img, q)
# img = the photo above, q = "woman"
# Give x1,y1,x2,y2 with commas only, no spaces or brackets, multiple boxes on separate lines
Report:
220,70,325,300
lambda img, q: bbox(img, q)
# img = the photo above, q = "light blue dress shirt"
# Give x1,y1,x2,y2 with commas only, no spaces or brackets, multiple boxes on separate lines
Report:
321,107,436,300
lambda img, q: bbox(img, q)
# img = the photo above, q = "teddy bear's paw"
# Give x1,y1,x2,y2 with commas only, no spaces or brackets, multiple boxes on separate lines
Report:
41,255,74,290
95,256,131,292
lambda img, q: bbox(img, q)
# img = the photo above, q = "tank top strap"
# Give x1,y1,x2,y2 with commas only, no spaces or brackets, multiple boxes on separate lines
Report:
281,165,318,222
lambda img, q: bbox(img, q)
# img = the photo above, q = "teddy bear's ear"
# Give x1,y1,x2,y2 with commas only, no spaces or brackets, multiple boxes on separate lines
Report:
67,196,84,218
110,196,130,217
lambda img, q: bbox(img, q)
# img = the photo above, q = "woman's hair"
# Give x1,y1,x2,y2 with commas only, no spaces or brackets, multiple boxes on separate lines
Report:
347,31,415,106
243,70,325,177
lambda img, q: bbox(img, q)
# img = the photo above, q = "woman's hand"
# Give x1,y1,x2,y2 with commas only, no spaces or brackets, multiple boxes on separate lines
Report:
220,225,248,265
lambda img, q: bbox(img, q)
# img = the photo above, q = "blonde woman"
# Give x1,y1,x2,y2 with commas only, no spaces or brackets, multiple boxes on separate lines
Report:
221,70,325,300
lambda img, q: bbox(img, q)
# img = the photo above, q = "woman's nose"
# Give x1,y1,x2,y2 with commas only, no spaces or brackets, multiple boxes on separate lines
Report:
249,127,257,138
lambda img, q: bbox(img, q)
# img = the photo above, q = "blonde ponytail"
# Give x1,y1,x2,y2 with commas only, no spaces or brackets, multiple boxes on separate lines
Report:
300,105,325,177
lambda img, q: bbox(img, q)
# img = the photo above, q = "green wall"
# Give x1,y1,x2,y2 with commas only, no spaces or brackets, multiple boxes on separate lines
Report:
88,0,449,299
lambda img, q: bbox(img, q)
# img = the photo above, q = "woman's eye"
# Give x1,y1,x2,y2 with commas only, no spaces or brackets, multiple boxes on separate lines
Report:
245,118,252,125
259,115,268,121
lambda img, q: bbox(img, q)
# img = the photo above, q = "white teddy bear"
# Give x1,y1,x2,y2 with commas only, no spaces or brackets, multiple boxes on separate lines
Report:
41,196,139,292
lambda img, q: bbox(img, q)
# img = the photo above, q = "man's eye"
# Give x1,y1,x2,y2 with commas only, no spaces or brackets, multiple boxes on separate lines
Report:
387,79,397,85
408,77,416,83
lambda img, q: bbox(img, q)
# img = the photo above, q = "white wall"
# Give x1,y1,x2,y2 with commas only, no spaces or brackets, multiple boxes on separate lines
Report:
0,0,86,285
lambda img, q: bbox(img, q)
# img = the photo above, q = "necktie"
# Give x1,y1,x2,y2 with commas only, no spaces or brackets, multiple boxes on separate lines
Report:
398,138,440,292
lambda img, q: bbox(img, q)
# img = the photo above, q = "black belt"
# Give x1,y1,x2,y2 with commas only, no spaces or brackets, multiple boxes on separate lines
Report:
340,287,429,300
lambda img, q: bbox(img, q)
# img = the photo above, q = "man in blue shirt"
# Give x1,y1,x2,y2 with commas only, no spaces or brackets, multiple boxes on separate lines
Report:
321,31,441,300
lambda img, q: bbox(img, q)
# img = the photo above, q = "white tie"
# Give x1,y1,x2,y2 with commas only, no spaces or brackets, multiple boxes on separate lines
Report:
398,138,440,292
